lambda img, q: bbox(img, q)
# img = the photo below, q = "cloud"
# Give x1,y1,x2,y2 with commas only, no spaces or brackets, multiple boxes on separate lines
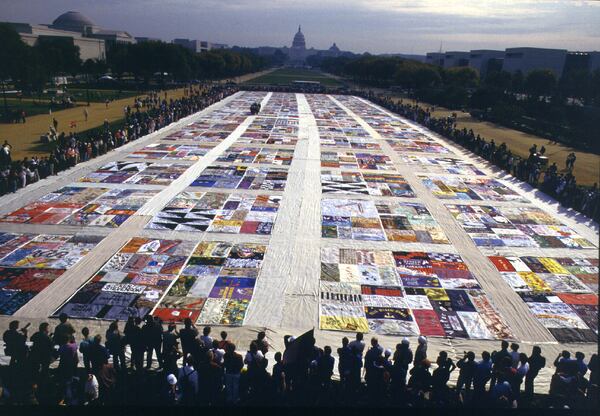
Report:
0,0,599,54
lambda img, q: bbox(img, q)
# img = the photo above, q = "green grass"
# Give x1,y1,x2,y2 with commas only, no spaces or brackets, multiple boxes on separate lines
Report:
4,89,139,103
243,68,342,87
0,98,78,119
60,88,138,103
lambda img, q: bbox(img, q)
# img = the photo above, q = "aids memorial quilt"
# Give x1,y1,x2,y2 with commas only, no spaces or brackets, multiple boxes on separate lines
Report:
78,161,189,185
321,171,415,197
319,247,512,339
488,255,598,342
401,156,486,176
217,147,294,166
154,241,266,325
446,205,595,248
191,165,288,190
322,198,449,243
128,143,214,160
146,192,281,234
321,152,395,171
420,176,529,202
55,238,196,321
0,233,102,315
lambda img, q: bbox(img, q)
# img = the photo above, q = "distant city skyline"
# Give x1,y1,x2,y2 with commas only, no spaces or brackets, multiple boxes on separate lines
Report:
1,0,599,54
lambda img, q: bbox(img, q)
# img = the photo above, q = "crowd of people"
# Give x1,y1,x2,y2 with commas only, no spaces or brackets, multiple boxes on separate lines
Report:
363,92,600,222
1,316,597,408
0,84,238,196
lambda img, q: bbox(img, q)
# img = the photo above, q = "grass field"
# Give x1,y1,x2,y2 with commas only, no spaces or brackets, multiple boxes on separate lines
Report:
2,99,82,118
1,87,188,160
244,68,342,87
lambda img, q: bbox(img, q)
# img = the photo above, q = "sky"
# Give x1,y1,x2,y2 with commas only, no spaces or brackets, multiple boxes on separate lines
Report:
1,0,599,54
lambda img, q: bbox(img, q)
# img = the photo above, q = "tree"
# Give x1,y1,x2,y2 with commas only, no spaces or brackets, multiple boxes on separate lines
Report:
524,69,556,99
511,70,525,93
443,67,479,89
34,37,81,76
0,23,29,81
413,65,441,89
483,70,512,92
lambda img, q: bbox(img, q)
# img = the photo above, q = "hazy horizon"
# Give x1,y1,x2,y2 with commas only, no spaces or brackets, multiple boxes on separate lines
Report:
1,0,599,54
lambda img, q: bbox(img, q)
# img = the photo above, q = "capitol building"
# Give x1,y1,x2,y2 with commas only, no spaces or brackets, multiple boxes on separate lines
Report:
258,25,350,66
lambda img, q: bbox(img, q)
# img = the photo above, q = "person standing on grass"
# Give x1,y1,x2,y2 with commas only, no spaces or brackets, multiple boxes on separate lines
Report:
84,108,88,122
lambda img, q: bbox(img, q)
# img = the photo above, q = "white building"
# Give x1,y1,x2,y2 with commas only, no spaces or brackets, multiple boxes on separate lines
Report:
6,21,106,61
4,11,137,62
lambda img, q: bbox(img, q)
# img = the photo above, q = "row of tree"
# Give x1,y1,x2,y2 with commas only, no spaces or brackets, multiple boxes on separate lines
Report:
316,55,600,151
319,55,600,106
0,23,269,92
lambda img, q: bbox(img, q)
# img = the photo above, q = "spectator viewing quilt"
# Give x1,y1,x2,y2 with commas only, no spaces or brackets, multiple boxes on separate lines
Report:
321,198,449,243
488,255,598,342
321,152,395,170
217,147,294,165
146,191,281,234
191,165,288,190
55,237,196,321
78,161,189,185
321,171,415,197
127,143,214,160
319,247,512,339
420,175,529,202
0,233,102,315
401,155,486,176
447,205,595,248
154,241,267,325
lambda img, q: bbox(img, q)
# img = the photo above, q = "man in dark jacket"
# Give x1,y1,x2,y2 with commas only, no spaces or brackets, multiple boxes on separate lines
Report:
223,343,244,404
89,335,110,375
337,337,353,390
2,320,28,368
392,339,413,392
179,318,198,358
30,322,55,380
142,316,162,369
490,340,511,388
53,313,75,347
128,317,145,371
524,345,546,398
